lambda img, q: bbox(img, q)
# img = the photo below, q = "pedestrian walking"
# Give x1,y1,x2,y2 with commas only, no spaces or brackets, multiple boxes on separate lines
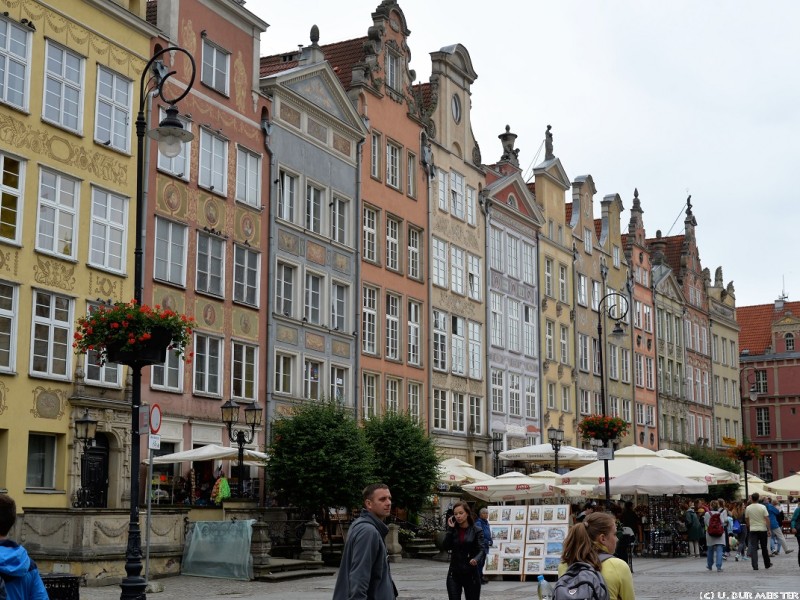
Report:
332,483,397,600
704,500,726,572
766,499,792,556
744,493,772,570
442,500,484,600
0,494,48,600
557,511,635,600
474,507,492,585
790,503,800,568
685,503,703,557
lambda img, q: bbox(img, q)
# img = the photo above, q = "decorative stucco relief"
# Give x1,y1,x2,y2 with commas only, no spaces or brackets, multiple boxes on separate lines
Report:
305,332,325,352
89,272,120,299
34,256,76,290
0,248,19,276
276,325,298,345
31,386,66,420
0,381,7,415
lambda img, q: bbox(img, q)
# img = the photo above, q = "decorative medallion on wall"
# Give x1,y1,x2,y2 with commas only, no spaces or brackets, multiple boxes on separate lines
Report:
90,272,118,298
233,309,258,340
34,256,76,290
201,303,217,327
306,241,326,265
333,253,350,274
280,103,301,129
236,211,258,247
203,197,221,228
276,325,298,345
153,287,185,314
0,381,7,415
332,133,351,157
305,332,325,352
161,180,185,215
31,387,65,420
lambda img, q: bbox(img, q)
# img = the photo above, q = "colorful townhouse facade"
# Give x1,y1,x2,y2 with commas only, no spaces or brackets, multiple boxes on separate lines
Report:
483,130,544,462
259,29,367,433
738,297,800,481
141,0,270,499
424,44,489,464
0,0,157,507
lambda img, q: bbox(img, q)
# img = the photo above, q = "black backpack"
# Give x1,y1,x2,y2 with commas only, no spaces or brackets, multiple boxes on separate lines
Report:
552,553,612,600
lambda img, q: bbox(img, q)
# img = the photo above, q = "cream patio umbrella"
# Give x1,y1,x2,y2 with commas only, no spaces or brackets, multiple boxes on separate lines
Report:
592,464,709,496
437,457,493,484
655,449,740,484
763,473,800,497
145,443,269,464
556,445,677,485
499,443,597,467
462,471,548,502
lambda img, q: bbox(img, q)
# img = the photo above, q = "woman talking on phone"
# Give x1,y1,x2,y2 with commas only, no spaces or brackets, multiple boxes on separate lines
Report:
442,500,485,600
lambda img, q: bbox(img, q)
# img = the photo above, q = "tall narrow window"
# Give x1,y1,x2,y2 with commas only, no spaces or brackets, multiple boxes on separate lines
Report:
363,207,377,262
31,290,71,377
276,263,295,317
451,316,465,375
0,19,28,109
199,129,228,194
154,217,187,285
278,171,296,222
507,300,520,352
450,171,465,219
231,341,257,401
491,369,504,413
196,233,225,296
468,254,481,301
95,66,131,151
303,359,321,400
468,321,481,379
524,306,535,357
274,353,293,394
408,383,421,422
385,294,400,360
304,272,321,324
362,286,377,354
433,310,447,371
305,184,322,233
193,333,222,395
233,245,259,306
432,237,447,287
491,292,504,347
386,142,401,189
408,228,421,279
330,366,347,404
450,246,464,294
371,132,381,179
236,147,261,207
44,41,82,131
509,373,521,416
330,196,348,244
90,187,127,272
363,373,377,419
0,281,17,372
406,152,416,198
386,217,399,271
201,39,230,94
0,153,23,244
386,378,400,413
331,282,347,331
407,300,420,365
37,169,77,259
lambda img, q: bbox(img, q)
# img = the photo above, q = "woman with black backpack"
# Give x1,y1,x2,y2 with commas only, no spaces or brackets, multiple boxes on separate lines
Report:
556,511,635,600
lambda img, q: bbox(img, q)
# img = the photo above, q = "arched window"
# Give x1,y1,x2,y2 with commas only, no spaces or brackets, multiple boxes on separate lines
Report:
785,333,795,351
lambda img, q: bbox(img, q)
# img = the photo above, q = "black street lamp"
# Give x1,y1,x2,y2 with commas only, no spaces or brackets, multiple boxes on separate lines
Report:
548,427,564,474
595,263,629,509
221,400,263,497
124,46,195,600
74,409,98,508
492,432,504,476
739,369,758,499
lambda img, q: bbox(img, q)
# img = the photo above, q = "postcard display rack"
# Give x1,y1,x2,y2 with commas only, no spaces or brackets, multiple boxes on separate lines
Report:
483,504,570,578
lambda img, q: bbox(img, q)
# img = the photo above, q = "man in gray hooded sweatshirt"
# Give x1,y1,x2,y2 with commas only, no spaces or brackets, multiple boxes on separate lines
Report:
333,483,396,600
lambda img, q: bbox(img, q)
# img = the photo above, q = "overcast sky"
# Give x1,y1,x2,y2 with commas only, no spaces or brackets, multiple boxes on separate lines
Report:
249,0,799,308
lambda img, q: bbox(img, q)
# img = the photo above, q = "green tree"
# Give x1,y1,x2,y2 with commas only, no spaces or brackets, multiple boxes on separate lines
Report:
363,412,439,515
680,444,741,501
267,400,374,518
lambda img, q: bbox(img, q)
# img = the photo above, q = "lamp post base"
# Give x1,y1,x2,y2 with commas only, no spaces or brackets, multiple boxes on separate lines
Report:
120,521,146,600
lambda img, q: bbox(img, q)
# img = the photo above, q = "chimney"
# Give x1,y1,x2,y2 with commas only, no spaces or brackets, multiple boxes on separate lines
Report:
650,230,666,265
299,25,324,66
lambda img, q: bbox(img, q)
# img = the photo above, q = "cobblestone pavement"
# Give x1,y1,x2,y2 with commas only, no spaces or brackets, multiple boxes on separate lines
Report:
82,552,800,600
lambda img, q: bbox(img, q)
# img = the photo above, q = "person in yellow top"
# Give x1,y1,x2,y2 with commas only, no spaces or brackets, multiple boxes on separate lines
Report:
744,492,772,570
557,511,635,600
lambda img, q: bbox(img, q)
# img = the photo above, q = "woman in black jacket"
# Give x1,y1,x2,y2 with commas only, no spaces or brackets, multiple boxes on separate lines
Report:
443,500,485,600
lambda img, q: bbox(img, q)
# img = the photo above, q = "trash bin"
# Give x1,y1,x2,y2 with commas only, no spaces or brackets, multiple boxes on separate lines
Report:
40,573,81,600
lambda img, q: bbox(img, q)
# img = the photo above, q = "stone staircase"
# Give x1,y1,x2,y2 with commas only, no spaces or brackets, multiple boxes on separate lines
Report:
401,536,441,560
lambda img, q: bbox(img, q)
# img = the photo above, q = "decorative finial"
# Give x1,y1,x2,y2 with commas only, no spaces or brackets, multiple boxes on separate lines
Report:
634,188,639,199
310,25,320,45
499,125,520,167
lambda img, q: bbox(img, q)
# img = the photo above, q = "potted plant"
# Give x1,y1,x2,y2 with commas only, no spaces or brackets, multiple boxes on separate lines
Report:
728,440,761,463
73,300,194,367
577,415,630,442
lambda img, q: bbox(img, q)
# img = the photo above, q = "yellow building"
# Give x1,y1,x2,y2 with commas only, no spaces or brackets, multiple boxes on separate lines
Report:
532,137,575,442
0,0,157,507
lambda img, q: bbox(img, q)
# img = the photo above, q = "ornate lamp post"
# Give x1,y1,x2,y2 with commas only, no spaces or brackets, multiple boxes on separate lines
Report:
492,432,504,476
548,426,564,474
595,263,629,509
739,369,758,498
123,47,195,600
74,409,98,508
221,400,263,497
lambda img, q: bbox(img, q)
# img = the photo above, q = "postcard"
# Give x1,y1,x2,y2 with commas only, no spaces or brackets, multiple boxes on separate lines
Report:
500,542,523,556
524,559,543,575
543,556,561,573
528,506,542,523
527,525,548,542
510,525,526,542
525,543,544,558
491,525,510,542
501,556,522,574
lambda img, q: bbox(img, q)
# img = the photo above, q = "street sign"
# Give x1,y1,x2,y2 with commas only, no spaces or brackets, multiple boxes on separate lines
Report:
139,404,150,434
148,434,161,450
597,447,613,460
150,404,162,434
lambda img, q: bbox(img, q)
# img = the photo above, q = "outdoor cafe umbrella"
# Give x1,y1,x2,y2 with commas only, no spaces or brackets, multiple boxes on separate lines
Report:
592,464,709,496
655,449,740,484
557,445,677,485
462,471,548,502
764,473,800,497
437,457,493,484
499,443,597,466
144,443,269,464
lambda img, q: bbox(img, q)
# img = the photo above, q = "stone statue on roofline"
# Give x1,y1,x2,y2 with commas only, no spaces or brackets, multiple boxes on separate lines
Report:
499,124,520,166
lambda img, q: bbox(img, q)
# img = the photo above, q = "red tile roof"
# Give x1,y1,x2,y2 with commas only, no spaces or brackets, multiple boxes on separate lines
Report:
565,202,572,223
738,301,800,356
411,82,433,113
527,182,536,196
260,37,367,89
594,218,602,241
146,0,157,26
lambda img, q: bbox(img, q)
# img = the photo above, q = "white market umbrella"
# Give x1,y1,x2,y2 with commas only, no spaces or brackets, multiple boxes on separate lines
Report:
655,449,740,484
438,457,493,484
737,473,767,500
462,471,548,502
145,443,269,464
499,443,597,466
557,445,677,485
592,464,708,496
764,473,800,497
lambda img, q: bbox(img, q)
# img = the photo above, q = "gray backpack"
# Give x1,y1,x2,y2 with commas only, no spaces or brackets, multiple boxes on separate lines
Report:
552,553,612,600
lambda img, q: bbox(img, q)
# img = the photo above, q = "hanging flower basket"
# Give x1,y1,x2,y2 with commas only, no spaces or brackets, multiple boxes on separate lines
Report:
577,415,630,442
73,300,194,367
728,440,761,462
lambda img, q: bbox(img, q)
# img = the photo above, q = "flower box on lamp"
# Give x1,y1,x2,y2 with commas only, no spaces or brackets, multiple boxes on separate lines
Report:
73,300,194,367
577,415,630,443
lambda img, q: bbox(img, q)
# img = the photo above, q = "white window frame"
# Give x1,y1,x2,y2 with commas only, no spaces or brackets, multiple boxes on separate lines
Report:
386,217,400,271
491,292,504,347
385,51,401,91
0,281,17,372
408,227,421,279
278,171,297,223
433,309,448,371
43,40,83,132
558,264,568,302
331,281,348,332
386,141,401,189
231,340,257,401
468,321,481,379
83,302,121,387
491,227,503,271
451,316,465,375
276,262,295,317
371,132,381,179
491,369,504,413
196,232,225,296
545,320,554,360
26,433,56,489
305,182,323,233
303,359,321,401
452,393,466,433
408,382,421,422
362,286,377,354
544,258,554,297
154,217,187,286
524,305,535,357
95,65,131,151
0,152,24,244
407,151,416,198
304,271,322,324
407,300,421,366
330,196,348,245
233,244,260,306
507,300,520,352
90,186,127,273
236,146,261,207
432,237,447,287
199,129,228,194
30,290,71,378
363,373,377,419
363,206,377,262
547,382,556,410
437,169,448,211
385,293,400,360
193,333,223,396
37,168,78,259
506,235,520,279
386,378,400,413
469,396,482,435
433,388,448,430
525,378,537,419
152,350,183,392
450,171,465,220
522,243,535,285
466,186,476,226
450,245,465,294
509,373,521,416
201,38,230,94
330,365,347,404
577,274,587,306
274,352,294,395
0,19,29,110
